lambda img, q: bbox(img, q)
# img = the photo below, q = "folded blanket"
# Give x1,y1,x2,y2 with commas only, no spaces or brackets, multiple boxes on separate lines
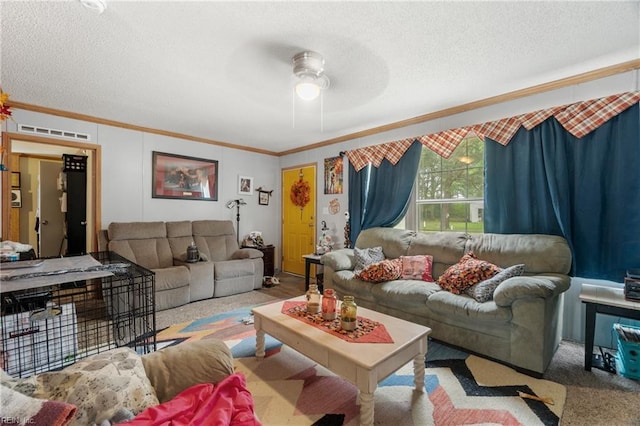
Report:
0,384,77,426
121,373,260,426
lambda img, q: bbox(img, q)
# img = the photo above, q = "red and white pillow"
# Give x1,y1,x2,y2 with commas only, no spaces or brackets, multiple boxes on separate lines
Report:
400,255,434,282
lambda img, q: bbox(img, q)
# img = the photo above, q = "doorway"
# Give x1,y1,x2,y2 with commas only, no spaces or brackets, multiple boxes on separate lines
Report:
1,132,100,253
281,164,316,275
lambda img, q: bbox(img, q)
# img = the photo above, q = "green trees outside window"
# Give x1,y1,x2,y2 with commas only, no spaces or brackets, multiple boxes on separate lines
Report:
415,137,484,233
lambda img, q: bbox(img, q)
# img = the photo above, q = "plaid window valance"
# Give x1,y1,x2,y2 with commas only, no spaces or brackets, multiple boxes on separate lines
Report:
345,91,640,171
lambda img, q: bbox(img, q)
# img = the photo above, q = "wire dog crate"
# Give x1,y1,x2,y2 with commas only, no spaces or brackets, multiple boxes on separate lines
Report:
1,252,156,378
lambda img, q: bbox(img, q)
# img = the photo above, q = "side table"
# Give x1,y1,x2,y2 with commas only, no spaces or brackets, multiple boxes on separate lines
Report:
245,245,275,276
579,283,640,371
303,254,323,291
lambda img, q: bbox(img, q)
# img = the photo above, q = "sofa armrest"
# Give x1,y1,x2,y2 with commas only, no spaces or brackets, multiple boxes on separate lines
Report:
321,249,355,272
493,274,570,307
231,248,263,259
141,340,234,403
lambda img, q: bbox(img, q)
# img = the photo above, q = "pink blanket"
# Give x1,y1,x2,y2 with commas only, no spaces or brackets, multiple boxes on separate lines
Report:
121,373,260,426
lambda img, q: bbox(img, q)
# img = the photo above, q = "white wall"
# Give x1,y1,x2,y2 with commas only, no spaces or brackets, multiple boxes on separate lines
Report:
280,69,640,345
5,110,281,261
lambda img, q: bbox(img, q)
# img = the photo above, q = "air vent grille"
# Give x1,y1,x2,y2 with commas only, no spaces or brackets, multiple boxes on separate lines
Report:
18,124,91,141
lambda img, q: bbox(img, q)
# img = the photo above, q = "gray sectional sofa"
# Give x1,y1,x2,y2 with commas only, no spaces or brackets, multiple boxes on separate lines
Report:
321,227,572,375
98,220,264,311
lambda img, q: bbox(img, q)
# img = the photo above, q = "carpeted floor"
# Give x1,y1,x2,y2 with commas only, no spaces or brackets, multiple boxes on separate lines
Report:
155,273,640,425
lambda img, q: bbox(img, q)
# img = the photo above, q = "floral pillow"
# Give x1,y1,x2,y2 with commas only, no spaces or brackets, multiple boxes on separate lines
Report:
400,255,434,282
356,259,402,283
466,264,525,302
437,252,501,294
353,246,385,274
32,347,159,426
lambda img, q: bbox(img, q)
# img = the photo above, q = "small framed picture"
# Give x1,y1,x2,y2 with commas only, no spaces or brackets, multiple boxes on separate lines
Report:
11,189,21,208
259,191,269,206
11,172,21,188
238,175,254,195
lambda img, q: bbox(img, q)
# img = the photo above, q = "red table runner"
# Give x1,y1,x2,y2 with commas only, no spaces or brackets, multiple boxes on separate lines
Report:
281,301,394,343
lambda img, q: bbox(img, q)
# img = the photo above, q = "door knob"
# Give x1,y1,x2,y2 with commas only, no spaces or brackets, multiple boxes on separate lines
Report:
42,220,49,225
81,221,87,226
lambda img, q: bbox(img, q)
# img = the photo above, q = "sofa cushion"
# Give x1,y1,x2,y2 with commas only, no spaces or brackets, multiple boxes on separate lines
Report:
354,246,385,274
330,270,377,303
356,259,402,283
371,279,441,310
192,220,239,261
466,264,525,303
437,252,501,294
214,259,254,280
32,347,159,426
400,255,434,281
142,340,234,404
355,227,415,259
153,266,191,292
426,291,512,323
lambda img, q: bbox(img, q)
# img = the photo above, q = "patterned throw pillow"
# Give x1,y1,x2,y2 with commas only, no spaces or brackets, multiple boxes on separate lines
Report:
400,255,434,282
437,252,502,294
356,259,402,283
353,246,385,274
32,347,159,426
466,264,525,302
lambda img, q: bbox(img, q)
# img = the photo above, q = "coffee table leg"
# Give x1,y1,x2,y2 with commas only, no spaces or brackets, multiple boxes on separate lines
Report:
413,353,425,392
359,391,374,426
255,316,265,358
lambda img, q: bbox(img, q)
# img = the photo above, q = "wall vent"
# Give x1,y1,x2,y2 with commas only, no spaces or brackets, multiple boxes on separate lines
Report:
17,124,91,141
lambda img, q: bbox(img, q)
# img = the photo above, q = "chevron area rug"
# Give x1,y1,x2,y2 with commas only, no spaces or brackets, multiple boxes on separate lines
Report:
155,305,566,425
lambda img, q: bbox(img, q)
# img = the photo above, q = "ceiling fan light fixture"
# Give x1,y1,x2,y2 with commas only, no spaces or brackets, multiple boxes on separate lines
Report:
292,51,330,101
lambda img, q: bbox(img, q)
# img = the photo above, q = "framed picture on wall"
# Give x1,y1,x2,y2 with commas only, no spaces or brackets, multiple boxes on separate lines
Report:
259,191,269,205
324,156,343,194
11,172,20,188
152,151,218,201
238,175,254,195
11,189,21,208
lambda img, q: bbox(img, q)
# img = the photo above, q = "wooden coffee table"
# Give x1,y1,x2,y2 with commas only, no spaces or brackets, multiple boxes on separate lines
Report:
252,296,431,426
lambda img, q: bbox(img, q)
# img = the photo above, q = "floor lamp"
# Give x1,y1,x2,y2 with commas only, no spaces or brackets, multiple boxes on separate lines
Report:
226,198,247,244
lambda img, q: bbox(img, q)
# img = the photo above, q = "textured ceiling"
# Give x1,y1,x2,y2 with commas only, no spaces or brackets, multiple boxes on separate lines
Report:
1,1,638,154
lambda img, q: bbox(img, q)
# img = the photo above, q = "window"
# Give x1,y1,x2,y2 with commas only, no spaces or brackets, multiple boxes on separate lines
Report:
414,137,484,233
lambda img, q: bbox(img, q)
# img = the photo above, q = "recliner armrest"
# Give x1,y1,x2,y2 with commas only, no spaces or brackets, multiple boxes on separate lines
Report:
321,249,355,271
231,248,263,259
493,274,570,307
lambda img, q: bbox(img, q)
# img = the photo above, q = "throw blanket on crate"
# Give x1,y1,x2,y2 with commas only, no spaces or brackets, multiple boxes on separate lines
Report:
121,373,260,426
0,385,77,426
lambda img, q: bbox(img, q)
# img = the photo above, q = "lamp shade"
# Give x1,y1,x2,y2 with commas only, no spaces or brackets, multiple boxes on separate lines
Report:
295,79,321,101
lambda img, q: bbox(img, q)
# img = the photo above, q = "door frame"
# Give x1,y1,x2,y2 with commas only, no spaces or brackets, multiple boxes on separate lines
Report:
1,132,101,252
281,163,316,275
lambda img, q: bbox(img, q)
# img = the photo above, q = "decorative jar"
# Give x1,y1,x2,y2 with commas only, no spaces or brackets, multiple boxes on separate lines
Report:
340,295,357,331
322,288,337,320
187,242,199,263
306,284,321,314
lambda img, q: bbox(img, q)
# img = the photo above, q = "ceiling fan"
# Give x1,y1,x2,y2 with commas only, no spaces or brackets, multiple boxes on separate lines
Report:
292,51,330,101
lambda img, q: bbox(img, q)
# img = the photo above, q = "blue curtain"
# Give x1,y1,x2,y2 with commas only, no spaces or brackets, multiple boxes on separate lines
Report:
485,103,640,281
348,140,422,246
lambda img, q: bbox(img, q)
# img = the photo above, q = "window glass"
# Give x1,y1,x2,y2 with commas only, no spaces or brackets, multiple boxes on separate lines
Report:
415,136,484,233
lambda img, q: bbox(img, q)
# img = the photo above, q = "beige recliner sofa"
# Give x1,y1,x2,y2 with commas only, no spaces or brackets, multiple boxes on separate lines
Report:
98,220,264,311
